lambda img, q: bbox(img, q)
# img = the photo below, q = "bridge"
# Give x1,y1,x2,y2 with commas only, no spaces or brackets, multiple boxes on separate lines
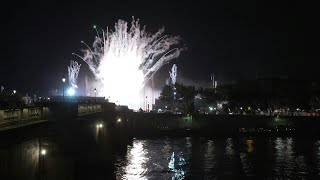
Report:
0,96,115,131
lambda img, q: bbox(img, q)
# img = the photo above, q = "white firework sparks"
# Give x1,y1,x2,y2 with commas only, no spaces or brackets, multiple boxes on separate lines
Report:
169,64,177,85
68,60,81,88
75,17,184,109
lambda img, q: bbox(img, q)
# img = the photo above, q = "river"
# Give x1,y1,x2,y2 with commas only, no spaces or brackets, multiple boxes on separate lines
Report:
1,119,320,179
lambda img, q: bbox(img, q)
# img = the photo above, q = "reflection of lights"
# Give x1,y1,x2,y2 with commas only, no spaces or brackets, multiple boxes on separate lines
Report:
41,149,47,155
204,140,214,171
67,87,76,96
168,152,186,179
246,139,254,153
225,138,234,155
168,152,175,171
123,141,147,179
117,118,121,123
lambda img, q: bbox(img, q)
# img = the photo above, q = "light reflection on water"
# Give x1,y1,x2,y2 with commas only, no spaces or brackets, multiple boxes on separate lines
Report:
116,138,191,180
246,139,254,153
203,140,216,179
0,138,41,180
123,140,148,180
273,137,308,179
239,138,255,177
2,129,320,179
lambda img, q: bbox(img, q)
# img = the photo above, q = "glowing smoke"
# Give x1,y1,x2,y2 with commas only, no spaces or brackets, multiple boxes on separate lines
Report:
75,17,183,109
169,64,177,85
68,60,81,88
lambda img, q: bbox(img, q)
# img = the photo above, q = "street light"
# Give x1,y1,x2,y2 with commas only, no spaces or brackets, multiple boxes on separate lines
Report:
145,96,148,112
94,88,97,102
96,123,103,128
41,149,47,156
13,90,16,94
62,76,66,102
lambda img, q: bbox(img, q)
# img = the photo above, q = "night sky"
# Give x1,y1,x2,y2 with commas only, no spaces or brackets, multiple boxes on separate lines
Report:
0,0,317,95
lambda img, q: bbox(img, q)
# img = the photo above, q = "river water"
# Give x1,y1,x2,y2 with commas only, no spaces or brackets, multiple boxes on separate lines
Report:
1,120,320,179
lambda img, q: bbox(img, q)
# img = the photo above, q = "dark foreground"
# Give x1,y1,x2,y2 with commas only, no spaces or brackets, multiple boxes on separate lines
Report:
1,119,320,180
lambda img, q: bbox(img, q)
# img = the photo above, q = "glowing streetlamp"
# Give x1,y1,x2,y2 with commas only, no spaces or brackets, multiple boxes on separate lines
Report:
67,87,75,96
62,76,66,102
145,96,148,112
41,149,47,156
96,123,103,128
13,90,16,95
94,88,97,102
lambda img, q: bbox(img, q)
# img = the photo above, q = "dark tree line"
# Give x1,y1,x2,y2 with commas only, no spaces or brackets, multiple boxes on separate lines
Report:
159,78,320,115
159,83,196,114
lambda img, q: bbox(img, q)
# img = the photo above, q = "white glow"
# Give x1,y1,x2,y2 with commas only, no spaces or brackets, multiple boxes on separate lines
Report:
123,141,147,179
169,64,177,85
67,87,76,96
117,118,121,123
41,149,46,155
78,18,183,109
68,60,81,88
96,123,103,128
